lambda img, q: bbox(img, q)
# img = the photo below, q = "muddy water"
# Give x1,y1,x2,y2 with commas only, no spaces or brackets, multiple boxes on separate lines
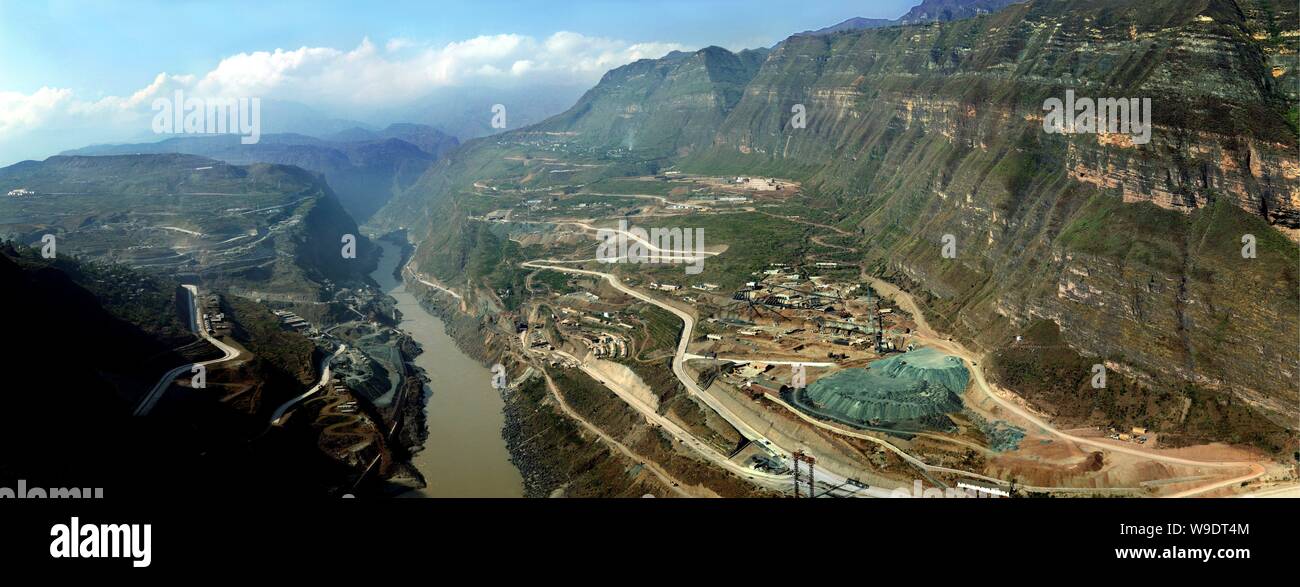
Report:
372,239,524,497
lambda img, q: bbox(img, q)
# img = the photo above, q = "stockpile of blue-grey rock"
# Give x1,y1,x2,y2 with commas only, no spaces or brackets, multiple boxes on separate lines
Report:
799,348,969,430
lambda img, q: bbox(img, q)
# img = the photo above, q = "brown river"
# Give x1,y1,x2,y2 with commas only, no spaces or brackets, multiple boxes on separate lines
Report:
373,239,524,497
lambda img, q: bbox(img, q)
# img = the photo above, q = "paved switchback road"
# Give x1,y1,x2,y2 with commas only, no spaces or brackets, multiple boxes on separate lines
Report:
133,285,242,417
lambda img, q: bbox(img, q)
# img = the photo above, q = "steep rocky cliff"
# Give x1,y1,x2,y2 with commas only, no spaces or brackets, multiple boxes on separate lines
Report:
701,0,1297,229
673,0,1299,426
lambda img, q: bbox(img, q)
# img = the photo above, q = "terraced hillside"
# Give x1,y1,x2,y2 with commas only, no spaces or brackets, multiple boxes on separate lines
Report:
63,124,458,222
0,154,378,301
373,0,1299,452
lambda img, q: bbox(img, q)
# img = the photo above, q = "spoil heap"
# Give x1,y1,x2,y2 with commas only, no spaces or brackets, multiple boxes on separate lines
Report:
800,348,968,428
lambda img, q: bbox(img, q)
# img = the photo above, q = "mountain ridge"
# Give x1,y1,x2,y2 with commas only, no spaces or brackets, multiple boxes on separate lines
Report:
60,124,458,222
0,153,378,300
796,0,1024,36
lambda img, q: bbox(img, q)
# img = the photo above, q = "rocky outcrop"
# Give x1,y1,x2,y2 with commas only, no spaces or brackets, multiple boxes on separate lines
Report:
702,0,1298,237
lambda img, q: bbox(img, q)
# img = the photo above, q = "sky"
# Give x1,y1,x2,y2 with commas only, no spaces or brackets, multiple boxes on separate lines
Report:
0,0,918,165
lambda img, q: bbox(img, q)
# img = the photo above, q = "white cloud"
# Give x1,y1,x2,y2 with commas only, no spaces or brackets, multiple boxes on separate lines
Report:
385,37,417,53
0,31,684,164
180,32,682,107
0,87,73,136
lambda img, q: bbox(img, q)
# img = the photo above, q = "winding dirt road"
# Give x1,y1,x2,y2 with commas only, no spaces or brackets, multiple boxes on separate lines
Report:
541,371,699,497
518,232,1272,497
861,276,1269,495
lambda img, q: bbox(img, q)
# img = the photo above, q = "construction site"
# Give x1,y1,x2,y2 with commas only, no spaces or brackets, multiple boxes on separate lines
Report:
672,262,915,363
427,144,1300,501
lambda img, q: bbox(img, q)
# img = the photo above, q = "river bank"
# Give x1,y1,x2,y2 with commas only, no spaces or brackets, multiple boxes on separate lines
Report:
372,236,525,498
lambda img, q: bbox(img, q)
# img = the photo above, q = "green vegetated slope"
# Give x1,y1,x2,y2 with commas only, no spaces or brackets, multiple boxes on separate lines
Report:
0,153,378,300
531,46,770,158
374,0,1298,452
